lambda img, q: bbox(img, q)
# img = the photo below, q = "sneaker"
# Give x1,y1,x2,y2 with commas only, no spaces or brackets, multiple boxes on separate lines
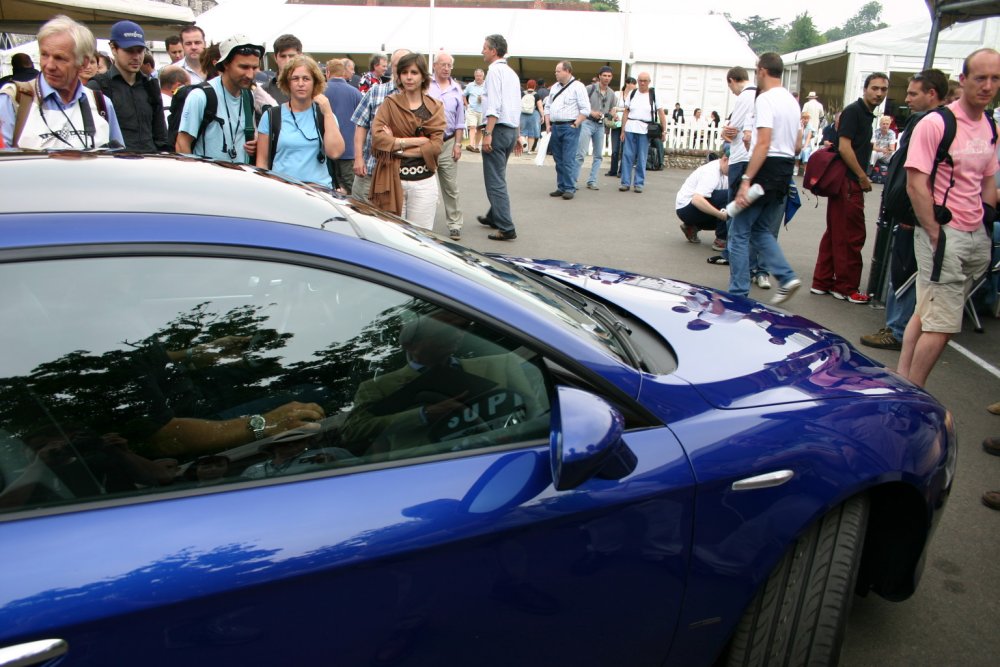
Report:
711,238,727,252
983,437,1000,456
562,192,575,200
619,185,630,191
549,190,565,197
679,224,700,244
810,287,829,295
771,278,801,305
755,274,771,289
448,229,461,240
829,291,847,301
633,187,643,193
860,327,901,351
847,291,871,304
586,183,599,190
987,402,1000,415
707,255,729,266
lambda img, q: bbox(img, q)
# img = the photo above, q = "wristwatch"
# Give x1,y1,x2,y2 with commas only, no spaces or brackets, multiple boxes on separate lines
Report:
482,130,492,137
740,174,751,181
248,414,267,440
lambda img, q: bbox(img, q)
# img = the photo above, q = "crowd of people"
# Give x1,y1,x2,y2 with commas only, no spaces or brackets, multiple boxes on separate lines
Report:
2,16,1000,504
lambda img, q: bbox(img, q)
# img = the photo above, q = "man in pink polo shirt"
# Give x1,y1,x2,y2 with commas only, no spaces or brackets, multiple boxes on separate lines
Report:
897,48,1000,387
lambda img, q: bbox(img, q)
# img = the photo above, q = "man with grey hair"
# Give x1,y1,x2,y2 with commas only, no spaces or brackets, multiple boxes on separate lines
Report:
0,14,123,148
350,48,411,201
428,51,466,239
477,33,522,240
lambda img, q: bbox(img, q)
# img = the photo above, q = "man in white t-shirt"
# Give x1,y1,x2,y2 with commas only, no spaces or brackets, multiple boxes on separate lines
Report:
618,71,666,193
675,152,729,245
712,65,755,262
728,52,802,304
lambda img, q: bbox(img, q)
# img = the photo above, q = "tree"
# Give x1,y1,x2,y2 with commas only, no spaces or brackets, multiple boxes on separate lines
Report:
824,1,888,41
783,12,825,53
589,0,620,10
729,14,786,55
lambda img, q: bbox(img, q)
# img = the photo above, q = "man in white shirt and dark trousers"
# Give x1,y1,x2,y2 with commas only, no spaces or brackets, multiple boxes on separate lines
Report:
543,60,589,200
728,53,802,304
477,34,522,241
676,151,730,245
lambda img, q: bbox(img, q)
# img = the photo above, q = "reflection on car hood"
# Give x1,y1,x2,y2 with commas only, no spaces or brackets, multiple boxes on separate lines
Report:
503,257,918,409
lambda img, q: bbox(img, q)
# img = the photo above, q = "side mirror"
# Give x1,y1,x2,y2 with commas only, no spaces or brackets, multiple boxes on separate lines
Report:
550,386,636,491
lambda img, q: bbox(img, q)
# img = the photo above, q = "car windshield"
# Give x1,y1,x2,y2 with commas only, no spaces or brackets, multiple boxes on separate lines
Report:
346,211,628,362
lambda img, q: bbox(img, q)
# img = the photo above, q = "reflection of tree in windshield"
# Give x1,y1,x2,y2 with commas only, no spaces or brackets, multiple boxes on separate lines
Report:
0,303,289,442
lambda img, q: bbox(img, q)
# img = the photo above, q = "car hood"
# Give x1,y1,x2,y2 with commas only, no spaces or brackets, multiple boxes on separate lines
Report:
502,257,918,409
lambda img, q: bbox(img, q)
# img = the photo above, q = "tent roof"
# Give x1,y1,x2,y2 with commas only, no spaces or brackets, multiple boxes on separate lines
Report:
927,0,1000,29
782,16,1000,64
192,2,756,68
0,0,194,39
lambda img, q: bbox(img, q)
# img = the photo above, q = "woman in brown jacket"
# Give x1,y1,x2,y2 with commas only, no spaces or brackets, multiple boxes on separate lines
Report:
370,52,445,230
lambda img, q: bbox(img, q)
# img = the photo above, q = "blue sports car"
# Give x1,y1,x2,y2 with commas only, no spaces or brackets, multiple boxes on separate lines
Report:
0,153,954,667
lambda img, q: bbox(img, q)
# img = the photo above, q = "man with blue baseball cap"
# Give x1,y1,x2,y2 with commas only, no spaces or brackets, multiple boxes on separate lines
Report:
87,19,167,151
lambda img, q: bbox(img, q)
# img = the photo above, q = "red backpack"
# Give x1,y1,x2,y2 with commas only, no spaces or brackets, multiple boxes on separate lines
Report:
803,145,847,197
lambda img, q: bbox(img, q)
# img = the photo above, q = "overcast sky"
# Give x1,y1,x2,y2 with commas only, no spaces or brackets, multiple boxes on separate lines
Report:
628,0,931,33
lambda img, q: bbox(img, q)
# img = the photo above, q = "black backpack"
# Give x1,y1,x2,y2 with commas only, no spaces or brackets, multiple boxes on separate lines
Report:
880,107,997,225
166,82,254,155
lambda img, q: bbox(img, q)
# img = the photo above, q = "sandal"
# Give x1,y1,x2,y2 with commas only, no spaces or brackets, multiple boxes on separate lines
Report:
707,255,729,265
488,230,517,241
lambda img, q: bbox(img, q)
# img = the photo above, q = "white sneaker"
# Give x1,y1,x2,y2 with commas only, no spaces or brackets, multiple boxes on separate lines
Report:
771,278,801,305
755,274,771,289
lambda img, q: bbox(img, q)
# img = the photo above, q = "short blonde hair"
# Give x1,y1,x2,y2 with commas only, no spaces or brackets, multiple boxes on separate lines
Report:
37,14,95,67
278,54,325,98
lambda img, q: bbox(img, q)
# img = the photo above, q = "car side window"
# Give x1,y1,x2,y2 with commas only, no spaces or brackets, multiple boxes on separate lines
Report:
0,256,552,515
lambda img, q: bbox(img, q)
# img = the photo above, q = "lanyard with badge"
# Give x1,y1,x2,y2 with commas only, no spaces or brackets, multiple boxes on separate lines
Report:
34,78,95,149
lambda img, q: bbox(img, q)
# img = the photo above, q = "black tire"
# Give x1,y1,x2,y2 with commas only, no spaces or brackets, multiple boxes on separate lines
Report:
725,494,869,667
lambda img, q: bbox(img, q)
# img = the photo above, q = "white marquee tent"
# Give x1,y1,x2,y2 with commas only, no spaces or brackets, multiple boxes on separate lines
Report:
191,1,757,120
782,17,1000,116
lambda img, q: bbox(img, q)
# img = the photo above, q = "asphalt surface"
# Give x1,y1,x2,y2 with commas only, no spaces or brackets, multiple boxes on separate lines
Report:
432,146,1000,666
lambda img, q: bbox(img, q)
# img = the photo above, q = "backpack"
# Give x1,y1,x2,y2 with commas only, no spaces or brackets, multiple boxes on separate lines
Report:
521,91,535,114
802,145,847,197
166,81,254,156
880,107,997,225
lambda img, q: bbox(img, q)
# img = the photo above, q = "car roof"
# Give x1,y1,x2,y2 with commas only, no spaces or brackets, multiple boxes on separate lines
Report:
0,151,365,233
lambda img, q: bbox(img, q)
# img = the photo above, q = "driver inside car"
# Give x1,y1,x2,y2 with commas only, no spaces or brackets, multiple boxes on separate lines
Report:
340,310,544,457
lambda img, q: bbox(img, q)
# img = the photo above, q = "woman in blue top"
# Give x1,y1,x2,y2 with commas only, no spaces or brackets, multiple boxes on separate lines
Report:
256,55,344,186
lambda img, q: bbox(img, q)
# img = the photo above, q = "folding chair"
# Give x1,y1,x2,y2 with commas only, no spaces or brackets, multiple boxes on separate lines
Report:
964,220,1000,333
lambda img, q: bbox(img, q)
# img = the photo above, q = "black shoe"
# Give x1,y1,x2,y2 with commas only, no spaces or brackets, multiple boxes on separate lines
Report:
477,215,495,228
562,192,575,200
549,190,564,197
605,172,618,177
488,230,517,241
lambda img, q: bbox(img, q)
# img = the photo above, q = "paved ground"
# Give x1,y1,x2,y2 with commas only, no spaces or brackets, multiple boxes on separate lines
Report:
432,147,1000,666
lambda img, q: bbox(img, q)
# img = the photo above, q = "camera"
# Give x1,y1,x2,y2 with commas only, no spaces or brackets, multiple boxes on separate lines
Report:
933,204,952,225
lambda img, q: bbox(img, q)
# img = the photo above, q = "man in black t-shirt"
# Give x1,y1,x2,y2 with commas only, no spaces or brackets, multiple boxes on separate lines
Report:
811,73,888,305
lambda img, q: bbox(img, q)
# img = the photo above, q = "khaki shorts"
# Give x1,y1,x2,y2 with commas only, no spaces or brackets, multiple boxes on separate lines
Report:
465,109,482,128
913,224,990,333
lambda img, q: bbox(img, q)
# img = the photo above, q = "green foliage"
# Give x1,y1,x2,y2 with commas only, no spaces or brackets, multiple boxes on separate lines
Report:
589,0,620,10
783,12,826,52
730,14,785,54
823,1,888,41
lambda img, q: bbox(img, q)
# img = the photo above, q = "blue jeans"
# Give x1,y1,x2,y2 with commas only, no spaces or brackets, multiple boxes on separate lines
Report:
481,124,517,233
728,194,796,297
722,161,773,276
886,275,916,341
549,123,581,193
620,132,648,188
575,118,604,186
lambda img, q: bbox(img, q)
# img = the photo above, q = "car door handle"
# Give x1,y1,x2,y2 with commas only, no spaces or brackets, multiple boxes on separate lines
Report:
0,639,68,667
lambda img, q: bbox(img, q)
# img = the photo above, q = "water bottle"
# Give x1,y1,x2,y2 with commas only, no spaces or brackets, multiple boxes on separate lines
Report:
725,183,765,217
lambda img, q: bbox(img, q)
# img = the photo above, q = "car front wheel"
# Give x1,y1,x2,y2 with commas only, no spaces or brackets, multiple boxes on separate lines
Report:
725,494,869,667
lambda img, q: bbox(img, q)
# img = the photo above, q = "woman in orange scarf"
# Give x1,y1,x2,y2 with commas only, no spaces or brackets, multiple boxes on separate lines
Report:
370,52,445,230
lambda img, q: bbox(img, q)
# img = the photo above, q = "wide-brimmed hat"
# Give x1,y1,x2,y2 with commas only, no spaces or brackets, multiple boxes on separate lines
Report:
217,34,264,70
807,91,818,99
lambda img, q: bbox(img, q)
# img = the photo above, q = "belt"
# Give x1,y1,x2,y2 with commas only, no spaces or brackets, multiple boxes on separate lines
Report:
551,120,574,125
443,132,455,142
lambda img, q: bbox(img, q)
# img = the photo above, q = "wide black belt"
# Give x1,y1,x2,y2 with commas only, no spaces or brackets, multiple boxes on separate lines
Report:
551,120,574,125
